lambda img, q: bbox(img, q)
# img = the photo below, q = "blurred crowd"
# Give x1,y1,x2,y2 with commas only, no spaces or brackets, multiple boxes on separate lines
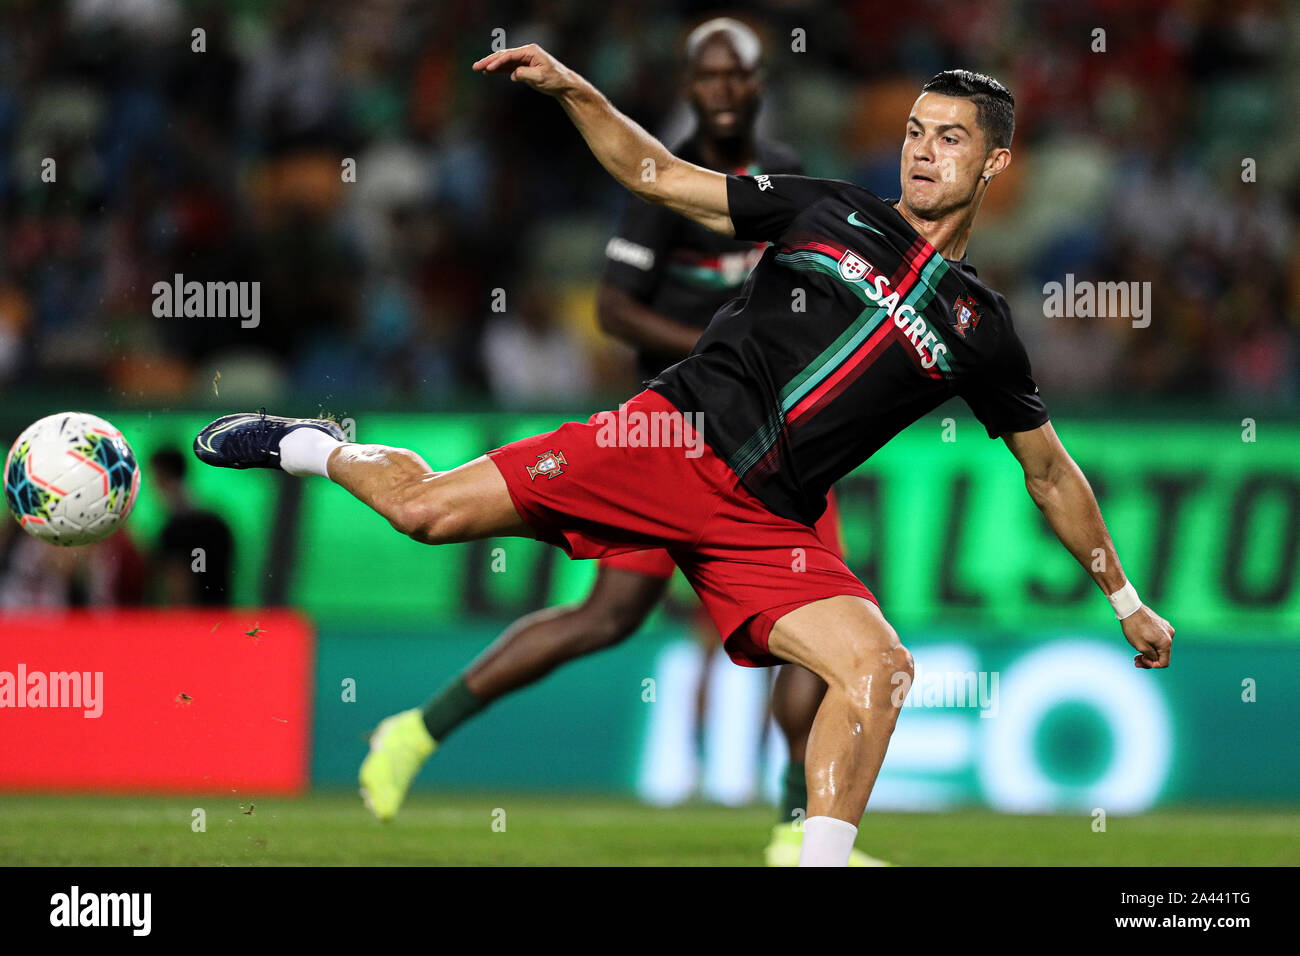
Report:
0,0,1296,410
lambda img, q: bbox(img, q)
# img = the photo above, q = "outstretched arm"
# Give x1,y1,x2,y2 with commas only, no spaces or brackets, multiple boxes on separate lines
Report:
473,44,733,235
1003,422,1174,669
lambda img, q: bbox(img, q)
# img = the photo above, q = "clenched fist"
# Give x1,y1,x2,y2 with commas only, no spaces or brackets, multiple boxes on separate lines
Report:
1121,605,1174,669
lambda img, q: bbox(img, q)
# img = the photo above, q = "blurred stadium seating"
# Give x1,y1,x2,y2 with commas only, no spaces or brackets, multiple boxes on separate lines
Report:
0,0,1295,409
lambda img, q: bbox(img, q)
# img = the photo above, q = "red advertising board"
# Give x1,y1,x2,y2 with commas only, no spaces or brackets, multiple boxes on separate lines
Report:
0,609,313,794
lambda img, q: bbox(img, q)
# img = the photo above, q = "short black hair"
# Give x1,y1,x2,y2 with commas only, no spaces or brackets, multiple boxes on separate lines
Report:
151,447,186,481
920,69,1014,150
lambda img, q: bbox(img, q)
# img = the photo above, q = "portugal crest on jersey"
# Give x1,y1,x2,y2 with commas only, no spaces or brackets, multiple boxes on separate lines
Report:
837,250,873,282
527,450,567,480
953,295,981,337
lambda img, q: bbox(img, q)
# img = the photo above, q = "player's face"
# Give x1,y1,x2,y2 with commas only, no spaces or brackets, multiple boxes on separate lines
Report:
899,93,990,219
687,37,761,142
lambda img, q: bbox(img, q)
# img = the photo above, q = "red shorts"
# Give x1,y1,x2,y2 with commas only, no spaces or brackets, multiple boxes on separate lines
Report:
598,546,678,579
598,490,846,580
486,389,877,666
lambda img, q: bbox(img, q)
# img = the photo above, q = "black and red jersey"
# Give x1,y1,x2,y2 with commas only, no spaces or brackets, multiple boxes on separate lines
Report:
601,136,802,381
649,173,1050,527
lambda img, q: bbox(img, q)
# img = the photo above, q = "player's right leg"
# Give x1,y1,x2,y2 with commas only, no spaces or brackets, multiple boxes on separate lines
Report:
193,411,532,542
358,564,668,820
327,445,537,543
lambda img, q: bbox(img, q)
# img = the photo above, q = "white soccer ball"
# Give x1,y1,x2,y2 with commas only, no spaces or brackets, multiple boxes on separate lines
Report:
3,412,141,547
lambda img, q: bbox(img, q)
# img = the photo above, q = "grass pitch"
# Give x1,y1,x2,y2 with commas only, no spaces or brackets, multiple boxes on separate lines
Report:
0,792,1295,866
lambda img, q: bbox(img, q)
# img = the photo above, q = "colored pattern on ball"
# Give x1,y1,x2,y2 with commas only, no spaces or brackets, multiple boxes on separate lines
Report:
71,430,139,513
4,440,62,526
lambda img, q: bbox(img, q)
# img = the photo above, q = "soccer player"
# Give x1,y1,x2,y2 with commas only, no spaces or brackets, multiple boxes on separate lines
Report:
196,44,1175,867
361,16,873,868
353,18,870,867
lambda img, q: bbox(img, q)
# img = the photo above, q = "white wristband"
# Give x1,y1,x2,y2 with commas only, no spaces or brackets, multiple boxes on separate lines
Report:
1108,581,1142,620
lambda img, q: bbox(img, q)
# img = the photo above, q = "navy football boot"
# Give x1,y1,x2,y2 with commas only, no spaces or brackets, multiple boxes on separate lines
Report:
194,411,345,470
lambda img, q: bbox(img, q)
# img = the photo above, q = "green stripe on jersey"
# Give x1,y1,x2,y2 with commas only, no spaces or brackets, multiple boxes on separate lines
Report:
728,248,949,476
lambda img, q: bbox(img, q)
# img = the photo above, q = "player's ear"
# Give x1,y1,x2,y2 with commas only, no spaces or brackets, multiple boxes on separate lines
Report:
982,147,1010,183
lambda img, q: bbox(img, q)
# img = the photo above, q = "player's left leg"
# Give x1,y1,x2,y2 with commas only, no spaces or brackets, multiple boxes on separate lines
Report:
766,594,913,866
764,663,894,866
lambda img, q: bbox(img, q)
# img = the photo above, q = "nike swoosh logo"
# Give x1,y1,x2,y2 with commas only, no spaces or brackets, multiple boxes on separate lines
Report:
197,417,246,455
847,211,886,236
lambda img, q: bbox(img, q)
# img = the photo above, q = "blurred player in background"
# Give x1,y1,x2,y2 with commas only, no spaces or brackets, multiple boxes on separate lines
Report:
149,448,233,606
357,17,882,867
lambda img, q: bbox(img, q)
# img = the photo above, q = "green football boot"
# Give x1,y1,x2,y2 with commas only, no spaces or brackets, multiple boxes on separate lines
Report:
763,821,896,867
358,708,437,821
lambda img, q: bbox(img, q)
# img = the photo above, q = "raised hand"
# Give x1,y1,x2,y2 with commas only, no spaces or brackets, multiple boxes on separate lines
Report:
472,43,576,97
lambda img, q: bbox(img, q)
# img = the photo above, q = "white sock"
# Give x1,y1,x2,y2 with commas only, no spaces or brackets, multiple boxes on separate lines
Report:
799,816,858,867
279,427,344,477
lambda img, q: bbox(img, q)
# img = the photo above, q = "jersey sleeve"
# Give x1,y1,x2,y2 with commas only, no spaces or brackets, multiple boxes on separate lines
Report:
960,318,1051,438
726,174,844,242
601,195,677,301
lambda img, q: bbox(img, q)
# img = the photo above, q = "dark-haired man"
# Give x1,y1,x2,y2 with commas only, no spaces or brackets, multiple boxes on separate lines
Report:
361,18,874,866
196,51,1175,866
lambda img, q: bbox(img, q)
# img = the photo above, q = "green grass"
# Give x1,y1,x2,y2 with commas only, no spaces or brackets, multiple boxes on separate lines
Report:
0,792,1296,866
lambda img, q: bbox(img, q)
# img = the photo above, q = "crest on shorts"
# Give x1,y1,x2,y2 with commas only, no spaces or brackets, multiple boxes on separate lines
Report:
527,449,567,480
837,249,873,283
953,295,981,337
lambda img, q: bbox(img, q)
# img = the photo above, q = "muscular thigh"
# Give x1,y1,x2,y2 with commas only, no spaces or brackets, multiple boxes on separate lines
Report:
766,595,905,685
417,455,535,541
673,504,877,667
